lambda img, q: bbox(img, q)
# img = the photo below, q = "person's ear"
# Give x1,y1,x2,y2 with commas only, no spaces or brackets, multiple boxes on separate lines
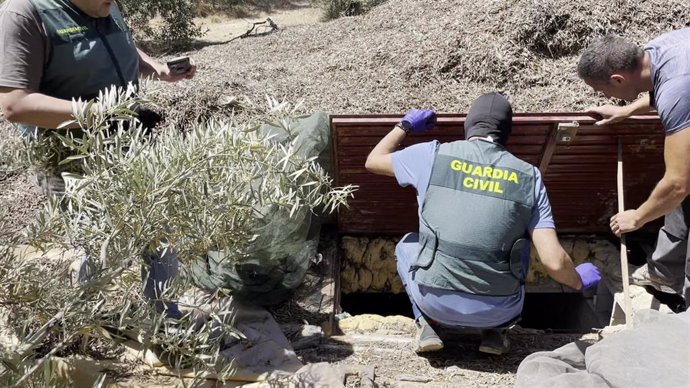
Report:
610,74,626,85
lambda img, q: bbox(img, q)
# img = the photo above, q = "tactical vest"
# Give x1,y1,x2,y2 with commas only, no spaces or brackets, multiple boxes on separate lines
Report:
29,0,138,102
412,139,536,296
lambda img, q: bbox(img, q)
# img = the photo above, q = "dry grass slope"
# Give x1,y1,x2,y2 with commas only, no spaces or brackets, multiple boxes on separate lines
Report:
153,0,690,129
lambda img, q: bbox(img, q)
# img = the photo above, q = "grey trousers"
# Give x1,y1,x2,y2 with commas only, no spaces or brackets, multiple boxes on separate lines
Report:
648,197,690,303
39,172,182,317
72,247,181,319
35,170,66,197
142,247,182,319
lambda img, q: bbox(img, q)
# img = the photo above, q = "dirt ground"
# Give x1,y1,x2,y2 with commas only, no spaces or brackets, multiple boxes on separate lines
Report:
0,122,46,239
297,328,593,387
0,2,610,387
195,1,322,43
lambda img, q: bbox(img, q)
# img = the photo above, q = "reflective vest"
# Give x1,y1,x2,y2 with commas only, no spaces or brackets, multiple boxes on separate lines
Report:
412,139,536,296
30,0,138,101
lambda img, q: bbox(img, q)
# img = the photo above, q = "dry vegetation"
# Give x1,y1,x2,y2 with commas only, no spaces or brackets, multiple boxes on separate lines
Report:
152,0,690,131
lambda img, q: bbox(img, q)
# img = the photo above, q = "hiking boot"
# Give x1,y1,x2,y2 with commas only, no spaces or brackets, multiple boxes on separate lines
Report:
414,317,443,353
630,264,677,294
479,328,510,355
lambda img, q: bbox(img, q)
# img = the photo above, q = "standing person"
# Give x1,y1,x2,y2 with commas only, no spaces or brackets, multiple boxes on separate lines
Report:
578,29,690,308
0,0,196,194
0,0,196,317
365,93,600,355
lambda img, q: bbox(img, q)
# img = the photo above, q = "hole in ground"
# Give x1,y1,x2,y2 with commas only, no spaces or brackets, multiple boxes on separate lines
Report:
340,292,605,332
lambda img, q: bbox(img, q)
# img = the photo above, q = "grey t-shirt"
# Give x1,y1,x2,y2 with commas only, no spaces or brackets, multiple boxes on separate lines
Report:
0,0,47,91
645,27,690,135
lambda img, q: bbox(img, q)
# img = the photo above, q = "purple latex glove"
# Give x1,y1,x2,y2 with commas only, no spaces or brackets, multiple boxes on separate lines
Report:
575,263,601,290
401,109,437,133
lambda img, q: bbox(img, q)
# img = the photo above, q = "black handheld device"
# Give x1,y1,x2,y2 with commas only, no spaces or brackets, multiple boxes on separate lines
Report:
167,56,191,75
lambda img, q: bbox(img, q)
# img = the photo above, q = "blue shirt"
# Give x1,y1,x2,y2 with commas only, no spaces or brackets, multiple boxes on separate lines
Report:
392,140,555,327
645,28,690,135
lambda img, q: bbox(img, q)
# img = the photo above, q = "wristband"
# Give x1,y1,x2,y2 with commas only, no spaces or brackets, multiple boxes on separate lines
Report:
396,121,412,133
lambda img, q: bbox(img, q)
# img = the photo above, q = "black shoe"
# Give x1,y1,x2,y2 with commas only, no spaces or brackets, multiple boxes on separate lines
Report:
479,328,510,355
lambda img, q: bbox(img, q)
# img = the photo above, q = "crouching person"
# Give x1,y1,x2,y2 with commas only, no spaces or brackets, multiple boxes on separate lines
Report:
365,93,601,355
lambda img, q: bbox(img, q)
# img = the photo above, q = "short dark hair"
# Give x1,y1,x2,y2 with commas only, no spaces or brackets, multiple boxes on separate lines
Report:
577,35,644,82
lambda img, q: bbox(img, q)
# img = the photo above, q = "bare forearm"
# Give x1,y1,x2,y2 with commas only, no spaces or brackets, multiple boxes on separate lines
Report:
1,91,76,129
626,94,653,116
137,48,164,79
636,176,688,225
541,252,583,290
635,129,690,227
365,125,407,176
531,228,583,290
372,126,406,156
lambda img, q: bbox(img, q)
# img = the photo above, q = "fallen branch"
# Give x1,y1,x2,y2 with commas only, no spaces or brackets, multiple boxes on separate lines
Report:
229,18,279,42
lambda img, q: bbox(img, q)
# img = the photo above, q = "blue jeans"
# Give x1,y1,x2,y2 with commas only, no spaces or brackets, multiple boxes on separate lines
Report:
395,233,524,328
395,232,426,322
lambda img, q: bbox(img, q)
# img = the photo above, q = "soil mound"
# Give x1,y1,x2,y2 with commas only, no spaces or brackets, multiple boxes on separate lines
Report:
154,0,690,126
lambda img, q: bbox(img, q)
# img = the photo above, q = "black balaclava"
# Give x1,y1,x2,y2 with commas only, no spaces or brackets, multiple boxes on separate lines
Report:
464,92,513,146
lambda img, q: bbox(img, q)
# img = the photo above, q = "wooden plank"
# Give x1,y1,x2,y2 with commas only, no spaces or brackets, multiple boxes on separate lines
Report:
331,112,662,125
332,114,665,235
539,124,558,175
617,140,634,329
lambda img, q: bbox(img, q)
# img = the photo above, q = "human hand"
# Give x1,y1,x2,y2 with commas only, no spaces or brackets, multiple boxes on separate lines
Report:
575,263,600,290
401,109,436,133
610,209,644,237
585,105,631,126
159,58,197,82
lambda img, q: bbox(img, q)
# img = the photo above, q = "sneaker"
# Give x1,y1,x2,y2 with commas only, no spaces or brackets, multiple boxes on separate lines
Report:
414,317,444,353
478,329,510,355
630,264,677,294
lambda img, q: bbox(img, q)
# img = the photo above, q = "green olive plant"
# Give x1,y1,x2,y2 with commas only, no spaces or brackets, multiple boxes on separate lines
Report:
0,84,355,386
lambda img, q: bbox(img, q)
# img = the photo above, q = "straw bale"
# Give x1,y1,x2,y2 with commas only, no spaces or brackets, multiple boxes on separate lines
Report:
341,236,368,265
572,239,591,263
363,238,388,271
389,275,404,294
371,267,388,291
358,267,373,290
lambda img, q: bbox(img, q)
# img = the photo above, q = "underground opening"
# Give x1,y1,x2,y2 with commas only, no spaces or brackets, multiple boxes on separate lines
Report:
337,234,667,333
340,292,606,332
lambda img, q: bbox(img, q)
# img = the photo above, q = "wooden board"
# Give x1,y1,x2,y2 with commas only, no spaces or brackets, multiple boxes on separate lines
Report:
332,114,664,235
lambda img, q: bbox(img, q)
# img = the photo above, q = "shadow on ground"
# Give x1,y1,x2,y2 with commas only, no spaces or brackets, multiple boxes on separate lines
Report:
190,27,284,50
419,332,586,374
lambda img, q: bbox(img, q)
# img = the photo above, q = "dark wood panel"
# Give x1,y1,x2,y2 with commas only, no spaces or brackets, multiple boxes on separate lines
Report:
332,114,665,235
337,134,552,146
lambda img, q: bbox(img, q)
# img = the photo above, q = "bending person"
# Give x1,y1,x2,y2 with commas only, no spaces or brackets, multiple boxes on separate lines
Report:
578,29,690,307
365,93,600,355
